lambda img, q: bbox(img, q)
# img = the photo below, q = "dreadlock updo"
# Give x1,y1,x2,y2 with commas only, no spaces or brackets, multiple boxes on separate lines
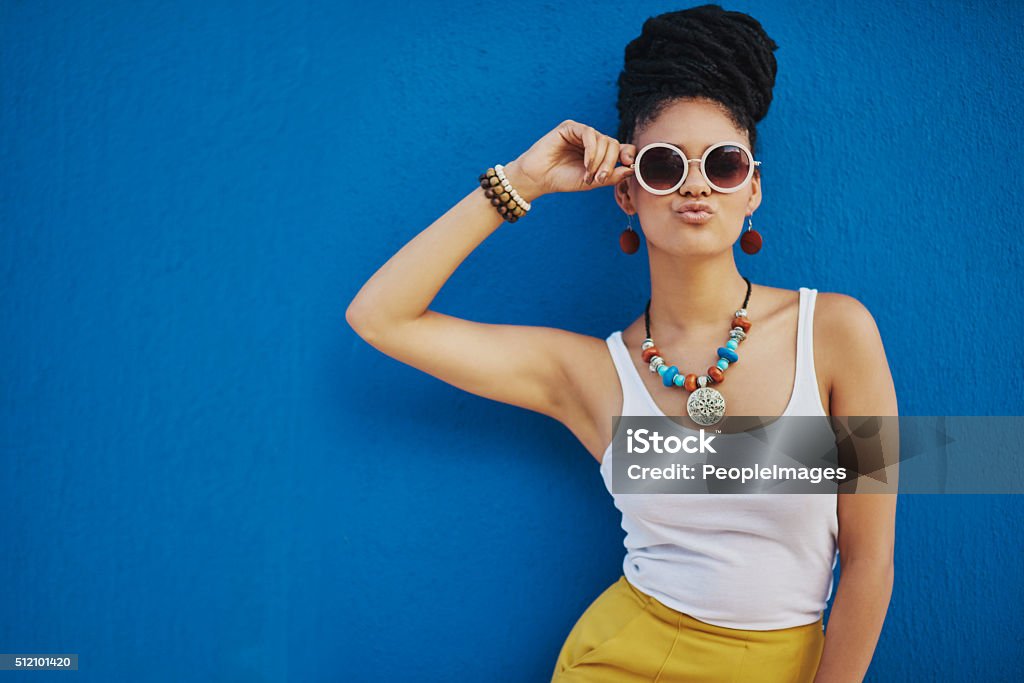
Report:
616,4,779,155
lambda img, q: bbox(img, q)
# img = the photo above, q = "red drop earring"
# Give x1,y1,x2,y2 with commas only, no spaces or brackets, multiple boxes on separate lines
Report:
620,213,641,254
740,214,762,254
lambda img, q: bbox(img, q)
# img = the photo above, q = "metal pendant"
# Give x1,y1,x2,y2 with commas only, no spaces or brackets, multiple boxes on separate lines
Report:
687,387,726,426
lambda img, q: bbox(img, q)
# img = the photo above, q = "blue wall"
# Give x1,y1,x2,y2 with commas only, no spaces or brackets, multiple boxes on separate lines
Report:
2,1,1021,680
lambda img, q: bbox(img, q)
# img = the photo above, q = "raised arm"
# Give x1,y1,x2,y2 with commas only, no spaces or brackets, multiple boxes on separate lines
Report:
345,121,636,422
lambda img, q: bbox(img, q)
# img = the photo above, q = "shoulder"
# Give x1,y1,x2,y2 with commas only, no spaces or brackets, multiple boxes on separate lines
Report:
814,291,880,336
748,284,878,338
813,291,886,359
812,291,897,416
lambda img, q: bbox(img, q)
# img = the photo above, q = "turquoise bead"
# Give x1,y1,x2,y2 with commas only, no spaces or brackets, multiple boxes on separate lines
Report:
716,358,729,371
717,347,739,363
658,364,669,376
673,373,685,387
726,339,739,351
662,365,679,386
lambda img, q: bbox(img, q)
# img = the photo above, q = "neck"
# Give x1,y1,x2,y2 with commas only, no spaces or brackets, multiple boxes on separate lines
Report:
646,249,749,336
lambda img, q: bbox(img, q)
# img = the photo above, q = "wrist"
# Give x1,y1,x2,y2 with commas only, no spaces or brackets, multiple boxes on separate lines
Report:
502,160,544,203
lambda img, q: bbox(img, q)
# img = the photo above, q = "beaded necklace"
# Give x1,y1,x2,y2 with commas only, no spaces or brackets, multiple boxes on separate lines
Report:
641,277,753,427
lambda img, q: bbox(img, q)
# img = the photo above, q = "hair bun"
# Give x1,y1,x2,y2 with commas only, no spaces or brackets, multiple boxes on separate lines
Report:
617,4,779,145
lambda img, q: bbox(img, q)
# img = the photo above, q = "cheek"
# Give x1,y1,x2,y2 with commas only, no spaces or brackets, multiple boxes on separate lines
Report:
719,192,753,216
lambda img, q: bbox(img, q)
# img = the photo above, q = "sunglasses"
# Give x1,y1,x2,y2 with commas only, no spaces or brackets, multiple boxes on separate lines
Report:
629,141,761,195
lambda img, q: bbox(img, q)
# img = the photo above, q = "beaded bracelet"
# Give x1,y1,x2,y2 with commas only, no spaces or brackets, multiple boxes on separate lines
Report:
478,164,532,223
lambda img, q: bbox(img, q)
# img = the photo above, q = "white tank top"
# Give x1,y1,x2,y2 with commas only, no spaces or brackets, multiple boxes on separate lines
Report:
600,287,839,630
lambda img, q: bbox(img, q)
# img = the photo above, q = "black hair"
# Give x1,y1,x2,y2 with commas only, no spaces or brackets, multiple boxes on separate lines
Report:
616,4,779,154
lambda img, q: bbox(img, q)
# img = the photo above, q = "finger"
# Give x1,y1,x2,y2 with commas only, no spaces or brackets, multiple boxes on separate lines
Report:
580,125,597,179
588,134,609,184
595,138,620,184
620,144,637,166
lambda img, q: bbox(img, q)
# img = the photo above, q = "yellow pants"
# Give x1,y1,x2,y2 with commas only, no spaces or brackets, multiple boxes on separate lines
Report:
551,576,825,682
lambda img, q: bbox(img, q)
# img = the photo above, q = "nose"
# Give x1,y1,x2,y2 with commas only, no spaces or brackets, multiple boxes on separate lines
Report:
678,158,711,196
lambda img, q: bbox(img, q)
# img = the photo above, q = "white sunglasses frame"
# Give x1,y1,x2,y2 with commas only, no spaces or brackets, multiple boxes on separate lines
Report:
629,141,761,195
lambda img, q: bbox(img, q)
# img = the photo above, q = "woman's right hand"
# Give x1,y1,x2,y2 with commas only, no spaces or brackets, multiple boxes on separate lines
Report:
503,120,636,201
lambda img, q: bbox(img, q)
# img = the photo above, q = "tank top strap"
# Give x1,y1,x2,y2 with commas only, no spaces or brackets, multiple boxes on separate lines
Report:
792,287,827,416
604,331,653,416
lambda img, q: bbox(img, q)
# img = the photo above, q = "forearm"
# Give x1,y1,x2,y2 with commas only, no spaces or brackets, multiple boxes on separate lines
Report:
813,560,894,683
345,161,542,336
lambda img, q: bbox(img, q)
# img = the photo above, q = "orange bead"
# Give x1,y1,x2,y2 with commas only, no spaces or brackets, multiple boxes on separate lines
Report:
642,347,661,363
708,367,725,383
731,317,752,332
683,374,698,392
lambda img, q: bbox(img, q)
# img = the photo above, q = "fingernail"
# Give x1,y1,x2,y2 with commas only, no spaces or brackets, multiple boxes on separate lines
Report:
596,171,607,183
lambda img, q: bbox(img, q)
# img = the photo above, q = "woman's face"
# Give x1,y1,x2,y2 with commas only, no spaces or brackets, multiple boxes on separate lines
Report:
615,97,762,258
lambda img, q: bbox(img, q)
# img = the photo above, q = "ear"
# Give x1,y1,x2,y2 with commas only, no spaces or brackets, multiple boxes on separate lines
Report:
614,176,637,214
746,167,763,215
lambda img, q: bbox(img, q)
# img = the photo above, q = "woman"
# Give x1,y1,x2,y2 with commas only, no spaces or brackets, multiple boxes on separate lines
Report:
347,5,896,682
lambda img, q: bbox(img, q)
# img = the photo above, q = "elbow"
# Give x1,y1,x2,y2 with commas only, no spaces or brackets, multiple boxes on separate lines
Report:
346,295,420,347
345,301,381,344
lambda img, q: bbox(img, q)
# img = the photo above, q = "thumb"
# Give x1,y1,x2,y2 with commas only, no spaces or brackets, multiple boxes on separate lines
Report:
620,144,637,165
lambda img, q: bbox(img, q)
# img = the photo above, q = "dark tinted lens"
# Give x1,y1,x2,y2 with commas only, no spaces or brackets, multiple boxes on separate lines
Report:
705,145,750,188
638,147,685,190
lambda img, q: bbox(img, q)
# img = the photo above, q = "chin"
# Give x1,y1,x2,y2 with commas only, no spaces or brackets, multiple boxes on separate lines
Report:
650,238,732,258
